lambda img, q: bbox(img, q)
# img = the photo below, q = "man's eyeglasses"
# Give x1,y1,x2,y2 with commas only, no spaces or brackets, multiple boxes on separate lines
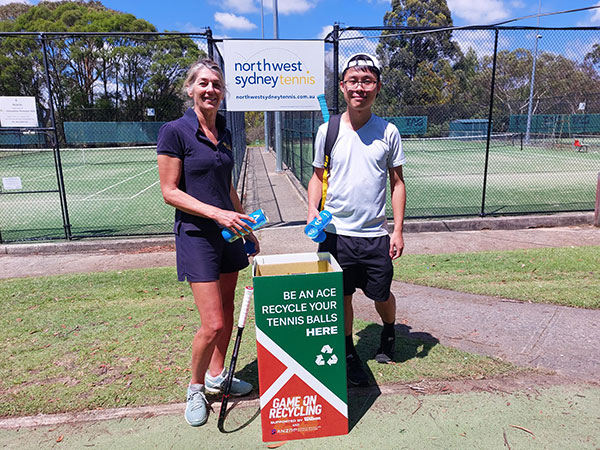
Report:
342,79,377,90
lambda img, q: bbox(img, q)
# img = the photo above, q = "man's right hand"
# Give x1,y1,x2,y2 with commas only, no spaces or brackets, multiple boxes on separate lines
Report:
307,206,320,224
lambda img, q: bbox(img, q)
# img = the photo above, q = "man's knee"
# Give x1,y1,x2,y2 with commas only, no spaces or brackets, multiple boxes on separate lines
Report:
377,292,395,307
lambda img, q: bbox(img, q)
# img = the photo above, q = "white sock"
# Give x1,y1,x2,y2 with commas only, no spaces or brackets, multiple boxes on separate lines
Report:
206,368,226,380
189,383,204,392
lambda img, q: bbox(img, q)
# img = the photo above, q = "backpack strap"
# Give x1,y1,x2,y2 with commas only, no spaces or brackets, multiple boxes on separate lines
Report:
320,114,341,211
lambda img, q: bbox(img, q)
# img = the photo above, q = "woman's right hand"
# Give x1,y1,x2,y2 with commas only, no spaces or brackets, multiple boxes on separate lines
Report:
214,209,255,237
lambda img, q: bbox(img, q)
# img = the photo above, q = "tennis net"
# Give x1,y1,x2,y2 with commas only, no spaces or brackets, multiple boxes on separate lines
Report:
0,145,157,168
403,133,518,153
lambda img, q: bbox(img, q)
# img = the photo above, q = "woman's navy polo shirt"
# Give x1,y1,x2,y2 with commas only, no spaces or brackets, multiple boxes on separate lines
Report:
157,108,235,233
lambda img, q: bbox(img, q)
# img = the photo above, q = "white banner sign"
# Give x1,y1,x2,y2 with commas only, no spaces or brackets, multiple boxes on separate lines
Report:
224,40,324,111
0,96,38,127
2,177,22,190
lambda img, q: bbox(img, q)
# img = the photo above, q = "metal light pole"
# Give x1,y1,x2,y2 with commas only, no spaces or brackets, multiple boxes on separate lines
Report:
525,0,542,144
273,0,283,172
261,0,270,153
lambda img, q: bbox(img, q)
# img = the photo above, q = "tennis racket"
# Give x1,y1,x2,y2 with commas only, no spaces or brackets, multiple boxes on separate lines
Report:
217,286,254,432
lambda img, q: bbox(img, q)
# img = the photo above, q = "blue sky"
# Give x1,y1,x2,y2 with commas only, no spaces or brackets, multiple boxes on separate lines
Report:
9,1,600,39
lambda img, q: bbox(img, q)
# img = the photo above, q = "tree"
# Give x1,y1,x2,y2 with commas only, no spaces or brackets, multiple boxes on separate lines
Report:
245,111,265,144
0,2,31,21
540,53,600,100
472,48,600,131
377,0,460,113
0,1,202,129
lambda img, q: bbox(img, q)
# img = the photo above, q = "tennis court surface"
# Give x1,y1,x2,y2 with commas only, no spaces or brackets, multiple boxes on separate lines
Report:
1,146,172,242
2,136,600,242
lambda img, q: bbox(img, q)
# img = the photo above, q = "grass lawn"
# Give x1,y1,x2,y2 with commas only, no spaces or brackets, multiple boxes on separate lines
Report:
0,265,519,417
394,246,600,309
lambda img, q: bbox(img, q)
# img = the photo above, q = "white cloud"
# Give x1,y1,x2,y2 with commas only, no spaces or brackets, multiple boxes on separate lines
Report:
223,0,259,14
319,25,333,39
214,12,257,31
448,0,510,24
590,2,600,24
509,0,525,8
452,29,509,57
178,22,209,33
263,0,317,15
575,2,600,27
0,0,29,4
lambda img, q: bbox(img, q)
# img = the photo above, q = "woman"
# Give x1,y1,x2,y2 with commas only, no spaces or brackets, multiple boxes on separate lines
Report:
157,59,259,427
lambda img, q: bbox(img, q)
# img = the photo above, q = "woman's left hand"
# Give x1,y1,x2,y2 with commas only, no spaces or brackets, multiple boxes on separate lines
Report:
245,232,260,256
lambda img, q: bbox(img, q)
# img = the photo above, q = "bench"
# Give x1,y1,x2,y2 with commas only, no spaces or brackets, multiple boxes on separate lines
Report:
574,139,589,153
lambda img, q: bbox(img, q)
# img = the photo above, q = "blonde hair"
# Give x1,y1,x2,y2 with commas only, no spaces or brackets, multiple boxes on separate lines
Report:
183,58,226,95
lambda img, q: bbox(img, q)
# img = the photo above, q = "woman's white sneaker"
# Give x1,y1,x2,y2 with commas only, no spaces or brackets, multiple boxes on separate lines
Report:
205,368,252,396
184,384,208,426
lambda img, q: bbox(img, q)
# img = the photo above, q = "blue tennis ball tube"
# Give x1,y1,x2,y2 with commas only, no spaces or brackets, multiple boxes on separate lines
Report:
304,210,332,243
221,209,268,243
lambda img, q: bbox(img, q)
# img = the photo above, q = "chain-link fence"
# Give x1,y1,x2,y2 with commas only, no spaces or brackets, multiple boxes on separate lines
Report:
3,27,600,242
0,31,246,242
282,26,600,219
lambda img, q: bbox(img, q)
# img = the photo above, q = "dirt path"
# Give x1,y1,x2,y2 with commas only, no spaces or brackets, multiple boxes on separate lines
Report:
2,224,599,279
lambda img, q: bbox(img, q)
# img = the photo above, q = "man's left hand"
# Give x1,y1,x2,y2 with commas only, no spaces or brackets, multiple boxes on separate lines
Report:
389,231,404,260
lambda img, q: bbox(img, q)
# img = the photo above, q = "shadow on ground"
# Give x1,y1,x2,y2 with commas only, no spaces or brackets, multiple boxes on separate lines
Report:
217,323,441,434
348,323,439,430
355,323,439,366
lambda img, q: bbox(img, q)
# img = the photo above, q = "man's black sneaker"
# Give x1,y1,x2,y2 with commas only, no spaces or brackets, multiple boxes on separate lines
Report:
346,352,369,387
375,330,395,364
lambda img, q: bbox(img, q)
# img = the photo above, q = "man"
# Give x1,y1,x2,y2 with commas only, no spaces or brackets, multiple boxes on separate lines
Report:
307,53,406,387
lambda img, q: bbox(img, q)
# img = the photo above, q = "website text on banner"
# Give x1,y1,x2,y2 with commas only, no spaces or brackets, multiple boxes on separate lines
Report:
223,40,324,112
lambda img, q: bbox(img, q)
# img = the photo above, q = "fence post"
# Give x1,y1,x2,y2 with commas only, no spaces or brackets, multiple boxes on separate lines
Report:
41,33,72,240
332,23,340,115
480,29,499,217
595,172,600,227
206,27,214,60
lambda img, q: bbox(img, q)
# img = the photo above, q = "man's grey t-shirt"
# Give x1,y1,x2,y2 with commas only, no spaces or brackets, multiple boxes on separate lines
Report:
312,114,405,237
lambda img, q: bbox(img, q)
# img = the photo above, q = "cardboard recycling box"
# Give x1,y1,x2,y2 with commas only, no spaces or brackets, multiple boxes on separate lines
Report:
252,252,348,442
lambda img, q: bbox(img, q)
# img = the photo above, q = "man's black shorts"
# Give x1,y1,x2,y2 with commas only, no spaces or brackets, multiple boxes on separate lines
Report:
318,232,393,302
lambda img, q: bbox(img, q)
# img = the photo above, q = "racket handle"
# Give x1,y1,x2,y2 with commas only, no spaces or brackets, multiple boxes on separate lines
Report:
237,286,253,328
317,94,330,123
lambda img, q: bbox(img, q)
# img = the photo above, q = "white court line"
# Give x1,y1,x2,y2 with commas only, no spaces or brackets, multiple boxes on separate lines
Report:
81,165,157,201
129,180,160,199
70,197,128,202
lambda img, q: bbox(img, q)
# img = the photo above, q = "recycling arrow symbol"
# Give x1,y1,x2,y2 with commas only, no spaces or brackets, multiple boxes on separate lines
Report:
315,345,338,366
